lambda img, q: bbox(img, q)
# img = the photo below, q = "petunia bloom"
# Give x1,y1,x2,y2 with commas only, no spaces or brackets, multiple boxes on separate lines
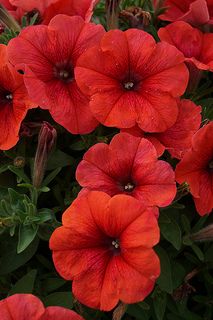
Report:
76,133,176,208
9,0,99,24
0,44,36,150
0,293,84,320
158,21,213,71
75,29,189,132
158,0,213,26
50,191,160,311
122,99,202,159
176,122,213,216
8,15,105,134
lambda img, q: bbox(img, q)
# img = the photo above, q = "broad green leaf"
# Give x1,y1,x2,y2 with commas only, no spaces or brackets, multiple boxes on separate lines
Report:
9,269,37,295
42,168,61,187
17,224,39,253
0,237,39,275
42,278,66,293
44,292,73,309
159,212,182,250
153,291,167,320
156,246,173,294
46,150,74,170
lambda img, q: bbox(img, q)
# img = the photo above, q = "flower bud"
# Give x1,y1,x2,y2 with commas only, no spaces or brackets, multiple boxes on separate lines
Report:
0,4,21,32
33,122,57,188
106,0,121,30
190,224,213,242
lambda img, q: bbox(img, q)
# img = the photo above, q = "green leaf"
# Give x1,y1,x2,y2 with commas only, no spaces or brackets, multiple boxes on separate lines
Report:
42,278,66,293
0,237,39,275
0,164,8,174
44,292,73,309
8,166,30,183
46,150,74,170
155,246,173,294
127,304,150,320
41,168,61,187
159,212,182,250
191,244,204,261
153,291,167,320
9,269,37,295
17,224,39,253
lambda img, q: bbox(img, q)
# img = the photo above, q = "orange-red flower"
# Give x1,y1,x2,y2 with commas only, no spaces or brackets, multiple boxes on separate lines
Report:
159,0,213,26
0,44,35,150
158,21,213,71
122,99,202,159
75,29,189,132
9,0,99,24
176,122,213,216
8,15,105,134
50,191,160,311
0,293,84,320
76,133,176,208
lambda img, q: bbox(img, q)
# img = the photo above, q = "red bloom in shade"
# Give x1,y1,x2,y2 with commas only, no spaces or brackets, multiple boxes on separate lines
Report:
10,0,99,24
8,15,105,134
122,99,202,159
75,29,189,132
176,122,213,216
76,133,176,208
50,191,160,311
158,21,213,71
0,44,36,150
159,0,213,26
0,293,84,320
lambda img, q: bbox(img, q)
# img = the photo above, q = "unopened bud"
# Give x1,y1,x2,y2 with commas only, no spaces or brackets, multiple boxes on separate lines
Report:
0,4,21,32
33,122,57,188
190,224,213,242
106,0,121,30
113,302,127,320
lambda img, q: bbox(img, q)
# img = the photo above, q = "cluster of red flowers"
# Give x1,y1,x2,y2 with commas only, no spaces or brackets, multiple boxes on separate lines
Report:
0,0,213,316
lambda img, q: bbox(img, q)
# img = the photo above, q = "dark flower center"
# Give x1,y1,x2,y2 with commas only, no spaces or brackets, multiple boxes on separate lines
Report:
124,182,135,192
208,160,213,173
54,63,74,83
0,87,13,106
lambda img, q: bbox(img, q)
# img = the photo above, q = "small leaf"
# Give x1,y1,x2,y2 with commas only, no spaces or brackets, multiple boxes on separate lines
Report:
8,166,30,183
9,269,37,295
46,149,74,170
17,224,39,253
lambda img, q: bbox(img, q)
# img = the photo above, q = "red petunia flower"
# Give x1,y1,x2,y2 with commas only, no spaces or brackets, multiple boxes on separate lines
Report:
158,21,213,71
8,15,105,134
159,0,213,26
176,122,213,215
50,191,160,311
76,133,176,208
75,29,189,132
122,99,202,159
0,44,36,150
0,293,84,320
9,0,99,24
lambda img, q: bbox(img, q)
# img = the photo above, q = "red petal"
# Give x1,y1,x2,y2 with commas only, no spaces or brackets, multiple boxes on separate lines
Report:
120,208,160,248
0,294,44,320
42,307,84,320
91,194,146,237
